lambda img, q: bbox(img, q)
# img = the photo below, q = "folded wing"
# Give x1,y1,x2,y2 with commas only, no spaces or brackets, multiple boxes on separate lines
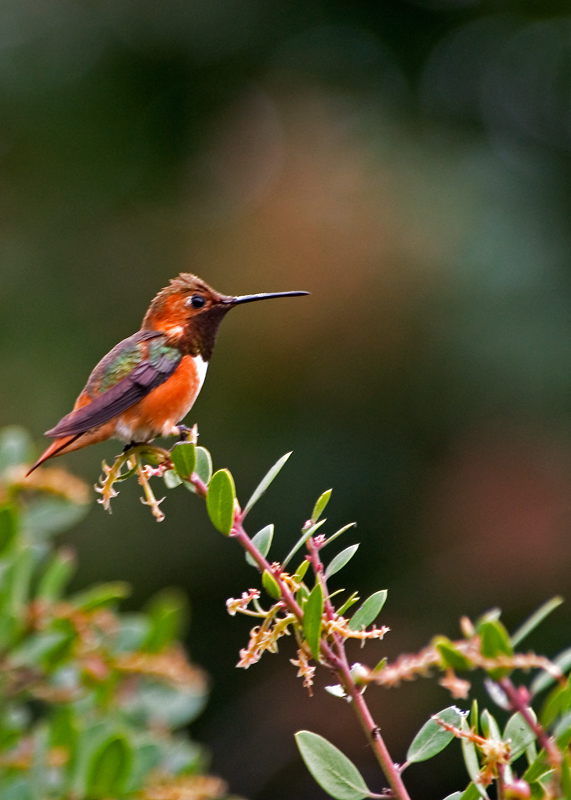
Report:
45,353,181,438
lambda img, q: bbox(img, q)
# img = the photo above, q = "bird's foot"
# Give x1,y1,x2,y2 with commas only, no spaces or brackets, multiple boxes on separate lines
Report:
177,424,198,444
122,441,139,453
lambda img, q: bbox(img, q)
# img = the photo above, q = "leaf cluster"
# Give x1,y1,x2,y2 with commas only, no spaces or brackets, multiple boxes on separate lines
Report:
0,428,228,800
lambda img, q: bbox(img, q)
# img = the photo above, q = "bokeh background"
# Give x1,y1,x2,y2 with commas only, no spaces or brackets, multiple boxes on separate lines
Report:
2,1,571,797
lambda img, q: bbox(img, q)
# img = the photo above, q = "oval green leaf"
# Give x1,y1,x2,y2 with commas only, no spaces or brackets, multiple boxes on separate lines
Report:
479,619,513,679
86,734,132,798
434,637,471,672
407,706,464,763
163,469,183,489
262,570,281,600
206,469,236,535
295,730,370,800
311,489,332,523
184,446,213,492
504,711,537,762
480,710,501,742
348,590,387,631
303,582,324,661
246,524,274,568
293,559,310,583
242,452,291,518
325,544,359,580
170,443,196,481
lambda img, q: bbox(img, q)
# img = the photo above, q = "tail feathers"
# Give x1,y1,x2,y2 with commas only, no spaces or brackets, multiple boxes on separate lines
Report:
26,435,81,477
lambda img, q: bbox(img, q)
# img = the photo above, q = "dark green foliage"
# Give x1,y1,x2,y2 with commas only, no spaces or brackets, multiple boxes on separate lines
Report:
0,428,222,800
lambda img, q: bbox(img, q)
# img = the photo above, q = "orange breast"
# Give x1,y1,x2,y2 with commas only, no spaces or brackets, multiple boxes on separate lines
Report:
117,355,203,441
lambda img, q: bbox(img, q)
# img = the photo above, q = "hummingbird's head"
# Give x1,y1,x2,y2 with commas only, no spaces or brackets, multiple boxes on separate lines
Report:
142,273,308,360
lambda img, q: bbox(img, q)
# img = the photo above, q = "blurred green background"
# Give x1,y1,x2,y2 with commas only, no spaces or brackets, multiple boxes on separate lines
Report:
3,0,571,797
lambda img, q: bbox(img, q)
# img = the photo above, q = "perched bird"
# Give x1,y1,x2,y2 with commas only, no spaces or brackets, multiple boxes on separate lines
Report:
27,274,308,475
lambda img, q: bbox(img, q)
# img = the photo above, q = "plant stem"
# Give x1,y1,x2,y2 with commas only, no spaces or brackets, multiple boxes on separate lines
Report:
188,469,412,799
230,515,412,800
499,675,562,798
338,654,412,800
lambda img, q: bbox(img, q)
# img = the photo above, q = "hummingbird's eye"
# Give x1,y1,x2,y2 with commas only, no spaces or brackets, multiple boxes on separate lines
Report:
187,294,206,309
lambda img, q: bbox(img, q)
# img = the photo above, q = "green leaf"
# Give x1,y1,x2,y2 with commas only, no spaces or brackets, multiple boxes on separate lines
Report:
246,524,274,568
22,498,89,538
325,545,359,580
0,426,34,472
323,523,357,549
303,582,324,661
183,446,213,492
71,582,130,611
511,597,564,647
242,452,291,518
555,710,571,749
144,588,188,653
373,657,387,674
262,570,281,600
460,717,488,799
348,590,387,631
407,706,464,763
311,489,332,523
540,683,571,727
443,794,463,800
435,637,472,671
459,785,483,800
504,712,537,761
522,751,551,783
194,446,212,484
297,583,309,605
36,548,76,602
0,505,17,555
479,619,513,679
337,591,360,617
170,443,196,481
480,709,501,741
293,559,310,583
86,734,132,798
206,469,236,535
282,519,326,568
295,730,370,800
163,469,183,489
122,683,207,729
470,700,479,735
530,647,571,695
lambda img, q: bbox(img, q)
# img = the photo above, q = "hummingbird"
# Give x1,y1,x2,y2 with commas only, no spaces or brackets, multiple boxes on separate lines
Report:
27,274,308,475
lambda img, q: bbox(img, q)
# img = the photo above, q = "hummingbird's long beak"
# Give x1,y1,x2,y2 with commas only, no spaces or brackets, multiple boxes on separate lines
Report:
229,290,309,306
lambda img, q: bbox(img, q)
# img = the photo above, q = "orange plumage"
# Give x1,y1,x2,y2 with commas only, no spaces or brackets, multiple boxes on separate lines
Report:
27,273,308,476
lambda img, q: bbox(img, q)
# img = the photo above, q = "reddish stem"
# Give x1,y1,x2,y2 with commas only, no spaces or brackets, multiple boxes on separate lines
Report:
499,677,561,771
230,513,411,800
